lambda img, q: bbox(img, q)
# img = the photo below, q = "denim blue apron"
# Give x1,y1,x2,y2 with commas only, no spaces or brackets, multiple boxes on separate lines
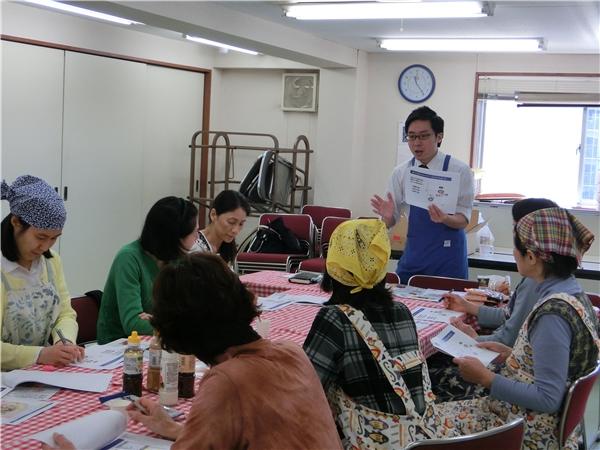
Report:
396,155,468,284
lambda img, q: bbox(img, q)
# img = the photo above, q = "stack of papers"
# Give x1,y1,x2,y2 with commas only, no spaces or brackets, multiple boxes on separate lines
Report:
258,292,328,311
431,325,499,366
411,307,462,324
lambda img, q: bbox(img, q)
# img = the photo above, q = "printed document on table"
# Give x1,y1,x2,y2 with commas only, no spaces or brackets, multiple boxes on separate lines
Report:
2,370,112,393
1,397,54,425
411,306,462,323
393,286,447,303
404,166,460,214
29,410,171,449
431,325,499,367
257,292,296,311
3,385,59,401
73,342,125,370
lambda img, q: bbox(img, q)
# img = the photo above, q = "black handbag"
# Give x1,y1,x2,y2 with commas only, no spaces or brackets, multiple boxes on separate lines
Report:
249,218,308,254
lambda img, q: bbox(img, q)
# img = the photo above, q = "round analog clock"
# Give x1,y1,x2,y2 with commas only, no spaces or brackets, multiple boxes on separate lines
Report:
398,64,436,103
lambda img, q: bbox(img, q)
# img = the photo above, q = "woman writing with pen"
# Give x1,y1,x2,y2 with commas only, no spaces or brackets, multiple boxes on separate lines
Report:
1,175,84,371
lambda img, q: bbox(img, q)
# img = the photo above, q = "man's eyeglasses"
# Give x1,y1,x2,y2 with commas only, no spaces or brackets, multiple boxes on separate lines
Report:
406,132,434,142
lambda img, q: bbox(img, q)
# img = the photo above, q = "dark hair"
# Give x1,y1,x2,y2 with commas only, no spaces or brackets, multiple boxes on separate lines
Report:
140,197,198,262
320,272,393,309
210,190,251,263
151,253,260,365
512,198,577,278
1,214,53,262
405,106,444,147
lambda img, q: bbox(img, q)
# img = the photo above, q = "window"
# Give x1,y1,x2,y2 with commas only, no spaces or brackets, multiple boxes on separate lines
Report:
473,74,600,209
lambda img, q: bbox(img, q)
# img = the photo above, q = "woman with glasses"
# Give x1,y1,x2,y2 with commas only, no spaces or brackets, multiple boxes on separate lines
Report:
437,198,598,449
96,197,198,344
370,106,474,284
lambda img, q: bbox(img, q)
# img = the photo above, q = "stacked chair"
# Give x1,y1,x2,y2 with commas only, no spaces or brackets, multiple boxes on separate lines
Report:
236,213,314,274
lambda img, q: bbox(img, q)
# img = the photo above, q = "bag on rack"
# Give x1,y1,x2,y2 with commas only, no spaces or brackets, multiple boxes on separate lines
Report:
248,217,309,254
239,150,296,208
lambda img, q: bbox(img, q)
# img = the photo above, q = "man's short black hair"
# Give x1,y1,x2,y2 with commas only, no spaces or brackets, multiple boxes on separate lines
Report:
404,106,444,137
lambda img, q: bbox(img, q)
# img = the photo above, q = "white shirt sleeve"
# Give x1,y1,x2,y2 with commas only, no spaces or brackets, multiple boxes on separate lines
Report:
453,161,474,222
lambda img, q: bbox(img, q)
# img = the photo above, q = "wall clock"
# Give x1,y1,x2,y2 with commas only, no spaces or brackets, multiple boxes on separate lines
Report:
398,64,435,103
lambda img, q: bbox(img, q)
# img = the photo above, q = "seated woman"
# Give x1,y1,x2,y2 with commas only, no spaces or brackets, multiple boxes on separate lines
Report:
444,198,557,346
428,199,557,403
303,219,443,447
191,190,250,264
42,253,343,450
438,199,599,449
96,197,198,344
1,175,84,370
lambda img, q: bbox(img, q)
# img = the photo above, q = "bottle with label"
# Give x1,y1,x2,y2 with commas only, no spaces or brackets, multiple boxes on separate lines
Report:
178,354,196,398
123,331,143,396
146,332,162,393
159,350,179,406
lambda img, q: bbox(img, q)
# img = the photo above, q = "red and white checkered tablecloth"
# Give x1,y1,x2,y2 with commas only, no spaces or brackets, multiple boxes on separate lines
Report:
241,270,322,297
2,271,459,449
1,361,199,449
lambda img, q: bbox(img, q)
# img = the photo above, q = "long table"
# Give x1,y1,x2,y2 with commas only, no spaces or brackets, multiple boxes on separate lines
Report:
1,270,453,449
241,270,452,358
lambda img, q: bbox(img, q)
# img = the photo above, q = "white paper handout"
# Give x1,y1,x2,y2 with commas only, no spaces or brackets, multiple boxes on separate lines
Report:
73,342,126,370
29,410,172,449
3,385,59,401
414,320,435,332
1,370,112,393
404,166,460,214
283,294,328,306
431,325,499,367
393,286,447,303
1,397,54,425
257,292,296,311
411,306,463,323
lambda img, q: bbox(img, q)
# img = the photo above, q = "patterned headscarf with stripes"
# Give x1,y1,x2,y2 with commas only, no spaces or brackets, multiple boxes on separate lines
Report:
515,207,594,264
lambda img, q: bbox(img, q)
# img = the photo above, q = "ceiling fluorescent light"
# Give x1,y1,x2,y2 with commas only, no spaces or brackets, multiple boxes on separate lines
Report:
285,2,488,20
185,35,258,56
379,38,543,52
24,0,142,25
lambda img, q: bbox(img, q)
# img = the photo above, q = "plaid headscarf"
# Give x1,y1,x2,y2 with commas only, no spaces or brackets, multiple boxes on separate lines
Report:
515,207,594,264
1,175,66,230
326,219,391,294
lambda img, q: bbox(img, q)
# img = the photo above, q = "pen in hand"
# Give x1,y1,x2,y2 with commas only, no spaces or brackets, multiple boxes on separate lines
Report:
56,328,69,345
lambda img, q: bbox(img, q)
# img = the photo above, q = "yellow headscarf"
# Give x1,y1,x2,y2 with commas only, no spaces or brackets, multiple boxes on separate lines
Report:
326,219,391,294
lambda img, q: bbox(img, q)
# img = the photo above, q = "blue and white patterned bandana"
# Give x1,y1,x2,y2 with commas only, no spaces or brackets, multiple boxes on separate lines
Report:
1,175,66,229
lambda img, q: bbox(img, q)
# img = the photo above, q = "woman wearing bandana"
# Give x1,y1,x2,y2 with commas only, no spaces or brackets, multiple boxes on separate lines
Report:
436,199,599,449
1,175,84,370
304,219,451,448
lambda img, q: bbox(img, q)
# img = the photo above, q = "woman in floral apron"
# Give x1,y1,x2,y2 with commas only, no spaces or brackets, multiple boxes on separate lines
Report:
437,200,598,450
1,175,84,371
304,219,456,449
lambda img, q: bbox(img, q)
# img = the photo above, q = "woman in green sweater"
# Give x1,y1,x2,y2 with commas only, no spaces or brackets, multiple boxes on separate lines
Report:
97,197,198,344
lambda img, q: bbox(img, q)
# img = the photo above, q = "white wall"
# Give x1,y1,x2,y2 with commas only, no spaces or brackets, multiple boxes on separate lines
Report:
1,2,216,69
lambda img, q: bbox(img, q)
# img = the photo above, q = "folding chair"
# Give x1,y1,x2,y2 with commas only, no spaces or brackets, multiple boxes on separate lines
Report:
299,216,349,273
71,294,101,344
301,205,351,250
407,275,478,291
385,272,400,284
404,417,525,450
236,213,314,274
558,360,600,449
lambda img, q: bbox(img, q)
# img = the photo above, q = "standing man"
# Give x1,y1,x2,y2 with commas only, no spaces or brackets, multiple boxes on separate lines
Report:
371,106,474,284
